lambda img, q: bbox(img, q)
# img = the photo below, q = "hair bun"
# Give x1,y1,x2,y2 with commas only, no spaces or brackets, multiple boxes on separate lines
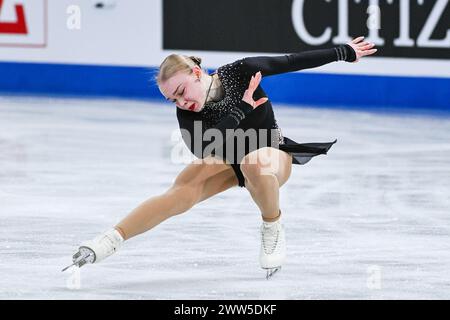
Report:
189,56,202,66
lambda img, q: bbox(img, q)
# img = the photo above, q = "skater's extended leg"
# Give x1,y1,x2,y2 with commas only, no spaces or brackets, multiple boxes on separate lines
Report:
66,157,238,269
115,157,238,240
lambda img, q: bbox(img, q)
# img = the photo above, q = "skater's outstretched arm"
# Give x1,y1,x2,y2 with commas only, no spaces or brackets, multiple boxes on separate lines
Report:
241,36,377,77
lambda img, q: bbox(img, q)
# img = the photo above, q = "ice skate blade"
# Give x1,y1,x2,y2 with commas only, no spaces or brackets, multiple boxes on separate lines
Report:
62,248,95,272
61,264,76,272
265,267,281,279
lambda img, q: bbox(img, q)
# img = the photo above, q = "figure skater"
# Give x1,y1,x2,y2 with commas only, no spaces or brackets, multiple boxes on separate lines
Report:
65,37,377,278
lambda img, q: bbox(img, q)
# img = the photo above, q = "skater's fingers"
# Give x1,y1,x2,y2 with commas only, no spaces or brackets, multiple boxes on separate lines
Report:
358,42,375,51
352,36,365,44
361,48,378,56
254,97,269,108
360,43,375,50
357,41,370,47
247,71,262,92
243,72,265,109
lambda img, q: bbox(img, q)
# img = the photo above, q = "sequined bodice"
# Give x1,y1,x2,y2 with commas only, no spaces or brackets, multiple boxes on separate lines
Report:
199,62,250,129
199,61,283,144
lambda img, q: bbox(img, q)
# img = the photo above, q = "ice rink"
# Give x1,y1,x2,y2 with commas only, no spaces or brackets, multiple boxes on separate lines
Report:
1,96,449,299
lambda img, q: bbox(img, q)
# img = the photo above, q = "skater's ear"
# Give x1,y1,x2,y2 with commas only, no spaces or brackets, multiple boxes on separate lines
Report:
192,65,202,79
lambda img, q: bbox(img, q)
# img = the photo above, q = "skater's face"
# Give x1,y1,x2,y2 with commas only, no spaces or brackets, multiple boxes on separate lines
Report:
160,66,206,113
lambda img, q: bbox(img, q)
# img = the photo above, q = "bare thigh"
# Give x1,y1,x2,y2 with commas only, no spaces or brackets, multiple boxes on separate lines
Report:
173,156,238,205
198,165,238,202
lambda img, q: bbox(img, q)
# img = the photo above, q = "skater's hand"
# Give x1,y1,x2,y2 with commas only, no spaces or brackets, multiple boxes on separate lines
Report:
242,71,268,109
347,36,377,63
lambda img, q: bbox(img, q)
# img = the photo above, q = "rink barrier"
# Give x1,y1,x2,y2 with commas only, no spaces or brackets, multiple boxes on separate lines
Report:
0,61,449,113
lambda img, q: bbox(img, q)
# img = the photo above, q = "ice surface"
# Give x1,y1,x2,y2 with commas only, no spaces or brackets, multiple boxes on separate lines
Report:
1,96,449,299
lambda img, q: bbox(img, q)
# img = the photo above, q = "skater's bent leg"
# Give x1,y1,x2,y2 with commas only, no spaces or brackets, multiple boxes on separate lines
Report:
240,148,292,222
115,157,236,240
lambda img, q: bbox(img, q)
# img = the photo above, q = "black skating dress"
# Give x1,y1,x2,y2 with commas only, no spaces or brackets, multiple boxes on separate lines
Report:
176,45,356,188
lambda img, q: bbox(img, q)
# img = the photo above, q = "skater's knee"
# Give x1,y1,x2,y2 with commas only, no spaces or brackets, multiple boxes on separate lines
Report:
241,161,275,182
240,163,258,185
241,149,275,178
241,148,291,187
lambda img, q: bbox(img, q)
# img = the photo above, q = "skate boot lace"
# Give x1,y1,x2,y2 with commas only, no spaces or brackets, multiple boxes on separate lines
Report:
261,224,280,255
84,230,122,263
98,233,119,256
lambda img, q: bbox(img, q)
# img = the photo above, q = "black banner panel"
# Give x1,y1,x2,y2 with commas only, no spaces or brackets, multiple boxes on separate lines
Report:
163,0,450,60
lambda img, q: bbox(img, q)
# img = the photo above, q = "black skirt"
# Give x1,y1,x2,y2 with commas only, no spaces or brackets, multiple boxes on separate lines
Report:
230,137,337,188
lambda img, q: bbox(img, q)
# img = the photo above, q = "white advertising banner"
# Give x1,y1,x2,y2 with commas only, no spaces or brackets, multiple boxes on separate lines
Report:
0,0,46,47
0,0,448,79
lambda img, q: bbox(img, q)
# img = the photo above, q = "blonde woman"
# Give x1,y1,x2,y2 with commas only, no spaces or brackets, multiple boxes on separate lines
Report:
65,37,376,278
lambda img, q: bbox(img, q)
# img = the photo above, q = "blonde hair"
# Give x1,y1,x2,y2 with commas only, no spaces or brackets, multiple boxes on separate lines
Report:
156,54,203,86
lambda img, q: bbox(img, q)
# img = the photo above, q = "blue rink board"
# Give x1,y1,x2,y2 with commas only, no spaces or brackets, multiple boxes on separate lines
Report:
0,61,448,113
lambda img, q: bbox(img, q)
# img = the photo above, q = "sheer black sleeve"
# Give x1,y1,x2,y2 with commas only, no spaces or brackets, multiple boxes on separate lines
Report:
241,45,356,77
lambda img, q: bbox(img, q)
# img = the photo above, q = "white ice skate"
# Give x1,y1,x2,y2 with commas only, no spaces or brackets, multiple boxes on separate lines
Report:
62,228,124,272
260,219,286,279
